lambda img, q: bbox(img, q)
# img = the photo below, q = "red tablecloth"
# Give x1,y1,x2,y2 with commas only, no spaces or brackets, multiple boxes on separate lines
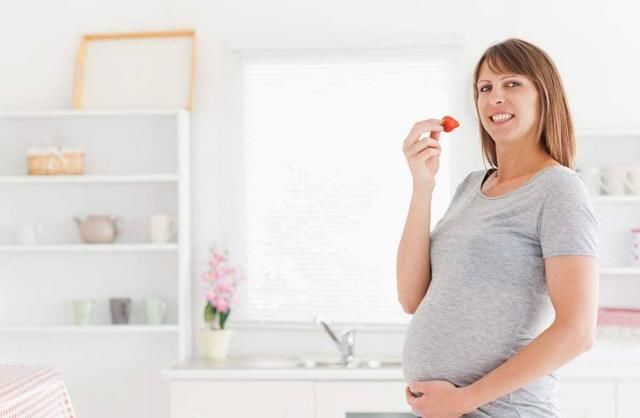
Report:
0,365,75,417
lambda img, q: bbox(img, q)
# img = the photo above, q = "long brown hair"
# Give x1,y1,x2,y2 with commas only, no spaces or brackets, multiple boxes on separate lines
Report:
472,38,576,170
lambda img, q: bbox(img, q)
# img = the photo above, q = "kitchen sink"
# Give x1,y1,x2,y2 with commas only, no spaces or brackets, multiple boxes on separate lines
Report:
296,358,402,368
184,356,401,369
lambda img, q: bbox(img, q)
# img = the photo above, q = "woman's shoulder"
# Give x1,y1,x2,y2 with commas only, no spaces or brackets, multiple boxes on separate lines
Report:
456,169,486,189
540,165,591,201
543,165,584,187
466,168,492,181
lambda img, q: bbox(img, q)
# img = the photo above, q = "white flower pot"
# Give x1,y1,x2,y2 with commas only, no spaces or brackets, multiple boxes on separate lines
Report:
201,329,233,360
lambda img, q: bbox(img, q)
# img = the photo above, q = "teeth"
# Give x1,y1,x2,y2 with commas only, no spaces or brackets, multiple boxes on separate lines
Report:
491,113,514,122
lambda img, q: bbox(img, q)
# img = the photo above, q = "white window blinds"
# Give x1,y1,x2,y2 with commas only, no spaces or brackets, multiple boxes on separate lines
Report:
234,49,460,325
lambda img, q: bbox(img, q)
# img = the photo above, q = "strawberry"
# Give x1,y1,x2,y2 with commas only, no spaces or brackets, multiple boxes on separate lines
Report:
440,115,460,132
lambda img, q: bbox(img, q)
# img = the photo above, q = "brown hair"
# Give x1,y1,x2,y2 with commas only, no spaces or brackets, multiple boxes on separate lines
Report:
472,38,576,170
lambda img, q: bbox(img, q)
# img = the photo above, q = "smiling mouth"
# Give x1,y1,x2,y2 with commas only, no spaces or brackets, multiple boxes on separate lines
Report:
490,113,515,123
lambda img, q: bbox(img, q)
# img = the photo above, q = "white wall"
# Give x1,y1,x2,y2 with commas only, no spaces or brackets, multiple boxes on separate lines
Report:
1,0,639,416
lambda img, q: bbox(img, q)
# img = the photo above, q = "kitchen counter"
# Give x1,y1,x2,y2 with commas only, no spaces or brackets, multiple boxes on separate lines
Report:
164,339,640,381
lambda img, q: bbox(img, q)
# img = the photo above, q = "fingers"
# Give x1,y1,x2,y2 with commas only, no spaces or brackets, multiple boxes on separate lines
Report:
405,386,415,406
410,146,441,163
406,385,414,399
404,137,441,158
404,119,444,146
406,386,422,417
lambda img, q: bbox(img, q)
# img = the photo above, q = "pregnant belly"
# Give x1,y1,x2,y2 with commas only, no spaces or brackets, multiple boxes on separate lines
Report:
401,296,515,387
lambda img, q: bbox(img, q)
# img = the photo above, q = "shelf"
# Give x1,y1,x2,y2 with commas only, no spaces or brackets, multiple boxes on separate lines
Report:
0,244,178,252
0,109,187,118
601,267,640,276
0,174,179,184
0,108,192,367
576,130,640,137
0,325,179,333
592,195,640,202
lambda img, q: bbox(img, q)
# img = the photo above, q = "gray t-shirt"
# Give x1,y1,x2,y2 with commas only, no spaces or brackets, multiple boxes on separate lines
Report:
401,164,599,417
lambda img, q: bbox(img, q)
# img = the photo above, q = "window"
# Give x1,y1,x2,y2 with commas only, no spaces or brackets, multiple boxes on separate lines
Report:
232,48,462,325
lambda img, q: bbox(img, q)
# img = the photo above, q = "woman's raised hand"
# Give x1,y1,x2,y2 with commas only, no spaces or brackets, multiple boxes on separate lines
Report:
402,119,445,192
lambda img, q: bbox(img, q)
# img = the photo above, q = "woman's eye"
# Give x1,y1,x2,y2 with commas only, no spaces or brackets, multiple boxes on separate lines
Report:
479,80,520,93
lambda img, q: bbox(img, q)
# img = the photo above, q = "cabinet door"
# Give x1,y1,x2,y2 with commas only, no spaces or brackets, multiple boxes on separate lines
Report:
170,381,314,418
558,381,616,418
617,381,640,418
316,381,414,418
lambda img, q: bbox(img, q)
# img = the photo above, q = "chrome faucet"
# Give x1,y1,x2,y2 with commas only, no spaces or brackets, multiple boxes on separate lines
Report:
314,316,356,365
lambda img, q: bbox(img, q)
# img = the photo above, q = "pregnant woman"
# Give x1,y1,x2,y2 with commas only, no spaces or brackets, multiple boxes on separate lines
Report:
397,38,599,417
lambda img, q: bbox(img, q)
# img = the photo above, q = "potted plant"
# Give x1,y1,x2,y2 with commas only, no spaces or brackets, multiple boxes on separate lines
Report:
200,245,245,360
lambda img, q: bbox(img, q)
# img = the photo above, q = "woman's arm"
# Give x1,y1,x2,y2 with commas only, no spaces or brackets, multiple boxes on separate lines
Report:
461,255,598,410
396,185,434,314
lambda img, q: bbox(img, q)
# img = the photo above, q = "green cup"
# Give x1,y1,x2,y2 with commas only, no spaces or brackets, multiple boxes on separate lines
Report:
72,299,93,326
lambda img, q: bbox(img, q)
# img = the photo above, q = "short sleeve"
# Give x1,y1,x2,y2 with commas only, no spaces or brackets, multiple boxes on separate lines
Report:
449,171,476,204
537,173,599,259
431,172,476,233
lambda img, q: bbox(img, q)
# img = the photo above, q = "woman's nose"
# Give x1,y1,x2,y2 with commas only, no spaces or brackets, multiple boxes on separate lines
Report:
488,89,504,104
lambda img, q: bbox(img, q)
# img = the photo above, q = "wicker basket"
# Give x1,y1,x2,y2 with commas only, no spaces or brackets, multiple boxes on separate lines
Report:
27,147,85,175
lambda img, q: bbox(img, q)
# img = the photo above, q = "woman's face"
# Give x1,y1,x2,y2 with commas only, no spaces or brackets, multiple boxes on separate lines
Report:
476,61,541,145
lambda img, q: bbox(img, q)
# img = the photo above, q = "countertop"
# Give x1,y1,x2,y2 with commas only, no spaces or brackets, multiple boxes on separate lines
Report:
164,339,640,381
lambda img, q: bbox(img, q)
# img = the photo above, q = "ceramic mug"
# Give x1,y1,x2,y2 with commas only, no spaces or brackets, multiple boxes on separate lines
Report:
144,298,167,324
624,167,640,195
632,228,640,266
150,214,177,244
600,166,627,195
72,299,93,326
16,223,44,245
109,298,131,324
577,167,604,195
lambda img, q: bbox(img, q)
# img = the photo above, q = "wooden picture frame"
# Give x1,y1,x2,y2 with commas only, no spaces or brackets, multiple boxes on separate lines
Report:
73,29,196,110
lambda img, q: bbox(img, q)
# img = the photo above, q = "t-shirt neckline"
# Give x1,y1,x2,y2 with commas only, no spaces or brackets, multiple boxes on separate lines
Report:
478,164,563,200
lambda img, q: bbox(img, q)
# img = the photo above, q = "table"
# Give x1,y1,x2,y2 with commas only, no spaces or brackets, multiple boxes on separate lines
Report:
0,365,75,417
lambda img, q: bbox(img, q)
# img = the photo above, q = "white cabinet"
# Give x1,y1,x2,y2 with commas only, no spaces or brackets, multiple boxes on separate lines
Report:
169,380,413,418
617,381,640,418
169,378,640,418
558,381,616,418
315,381,412,417
170,381,314,418
0,109,191,418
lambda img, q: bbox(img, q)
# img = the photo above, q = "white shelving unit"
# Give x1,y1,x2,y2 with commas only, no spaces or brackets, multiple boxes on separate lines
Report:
0,109,192,417
0,243,179,252
576,130,640,284
0,174,179,183
0,325,180,333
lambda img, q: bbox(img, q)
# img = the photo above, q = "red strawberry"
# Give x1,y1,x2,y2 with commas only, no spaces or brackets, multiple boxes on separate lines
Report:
440,115,460,132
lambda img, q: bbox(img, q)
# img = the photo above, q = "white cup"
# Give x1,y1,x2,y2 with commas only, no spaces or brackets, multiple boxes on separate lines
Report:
601,166,627,195
150,214,176,243
16,223,44,245
624,167,640,195
144,298,168,324
578,167,604,195
72,299,94,326
631,228,640,266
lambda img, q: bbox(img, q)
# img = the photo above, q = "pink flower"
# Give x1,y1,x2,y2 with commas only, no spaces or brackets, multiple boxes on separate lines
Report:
216,281,231,293
202,246,243,325
221,266,236,275
205,289,217,304
209,252,225,266
214,298,229,312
